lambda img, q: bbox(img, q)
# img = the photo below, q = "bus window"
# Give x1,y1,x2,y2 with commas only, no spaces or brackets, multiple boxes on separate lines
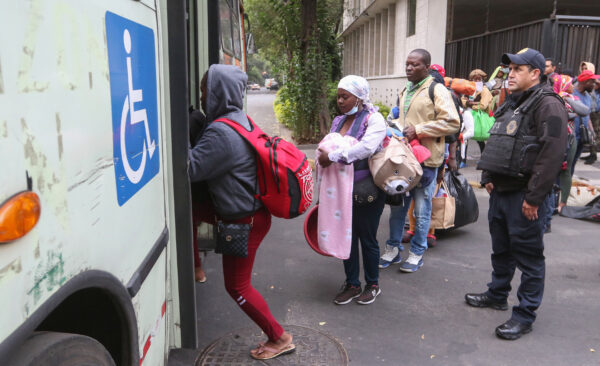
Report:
219,0,234,60
231,4,241,60
218,0,244,67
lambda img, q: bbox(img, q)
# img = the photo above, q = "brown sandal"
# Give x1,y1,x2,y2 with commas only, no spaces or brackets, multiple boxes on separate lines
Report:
250,343,296,360
195,267,207,283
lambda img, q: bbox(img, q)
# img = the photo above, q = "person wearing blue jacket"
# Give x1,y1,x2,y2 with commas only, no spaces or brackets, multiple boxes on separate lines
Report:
583,80,600,164
571,70,599,174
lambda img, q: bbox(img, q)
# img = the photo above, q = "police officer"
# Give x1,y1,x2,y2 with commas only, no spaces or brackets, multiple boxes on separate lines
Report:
465,48,568,340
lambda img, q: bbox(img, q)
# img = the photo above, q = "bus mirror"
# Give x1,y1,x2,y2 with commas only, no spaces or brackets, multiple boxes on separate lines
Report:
246,33,256,55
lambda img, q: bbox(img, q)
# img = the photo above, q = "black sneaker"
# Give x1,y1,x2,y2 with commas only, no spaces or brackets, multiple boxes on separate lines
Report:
333,283,361,305
584,155,597,165
356,284,381,305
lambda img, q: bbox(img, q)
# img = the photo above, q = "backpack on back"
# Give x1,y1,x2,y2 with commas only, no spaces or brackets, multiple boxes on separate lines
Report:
215,116,313,219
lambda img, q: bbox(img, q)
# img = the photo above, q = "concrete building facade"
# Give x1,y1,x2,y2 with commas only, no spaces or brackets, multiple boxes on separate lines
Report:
341,0,448,106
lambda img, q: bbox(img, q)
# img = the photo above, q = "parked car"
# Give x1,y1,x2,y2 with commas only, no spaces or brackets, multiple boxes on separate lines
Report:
265,78,279,90
250,83,261,90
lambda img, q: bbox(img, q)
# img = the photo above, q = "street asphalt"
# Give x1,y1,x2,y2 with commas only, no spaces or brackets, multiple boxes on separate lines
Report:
194,89,600,366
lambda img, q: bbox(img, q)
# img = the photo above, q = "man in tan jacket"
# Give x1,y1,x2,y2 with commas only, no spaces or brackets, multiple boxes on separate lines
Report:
379,49,459,272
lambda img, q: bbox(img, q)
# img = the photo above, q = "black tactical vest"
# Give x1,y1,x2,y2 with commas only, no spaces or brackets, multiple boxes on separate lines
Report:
477,88,561,178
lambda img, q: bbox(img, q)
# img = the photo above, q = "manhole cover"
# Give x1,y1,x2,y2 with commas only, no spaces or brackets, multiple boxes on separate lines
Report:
197,324,348,366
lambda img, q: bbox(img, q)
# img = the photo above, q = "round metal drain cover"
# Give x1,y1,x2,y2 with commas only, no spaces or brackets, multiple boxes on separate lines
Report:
197,324,348,366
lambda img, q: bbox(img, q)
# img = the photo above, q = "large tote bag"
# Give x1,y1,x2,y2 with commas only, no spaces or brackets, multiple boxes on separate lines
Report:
472,109,495,141
431,180,455,229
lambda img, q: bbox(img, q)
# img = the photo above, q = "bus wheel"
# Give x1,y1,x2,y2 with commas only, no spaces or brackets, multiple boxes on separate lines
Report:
8,331,116,366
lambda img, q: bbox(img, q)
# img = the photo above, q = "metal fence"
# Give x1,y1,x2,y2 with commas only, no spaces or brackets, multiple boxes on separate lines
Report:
445,16,600,79
555,18,600,74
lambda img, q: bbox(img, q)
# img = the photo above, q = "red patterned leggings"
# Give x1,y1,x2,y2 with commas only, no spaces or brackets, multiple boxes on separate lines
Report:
195,204,284,341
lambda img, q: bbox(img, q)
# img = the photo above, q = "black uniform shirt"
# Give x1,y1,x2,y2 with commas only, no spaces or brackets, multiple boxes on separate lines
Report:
482,83,568,206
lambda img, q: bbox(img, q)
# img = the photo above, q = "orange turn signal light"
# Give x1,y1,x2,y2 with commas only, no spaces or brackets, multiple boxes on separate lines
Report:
0,191,41,243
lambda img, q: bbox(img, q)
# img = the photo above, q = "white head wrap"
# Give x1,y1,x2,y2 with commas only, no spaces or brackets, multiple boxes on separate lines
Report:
337,75,378,113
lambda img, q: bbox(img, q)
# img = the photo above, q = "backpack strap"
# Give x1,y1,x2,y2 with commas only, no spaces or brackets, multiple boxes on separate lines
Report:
428,81,439,105
348,110,371,138
336,109,371,140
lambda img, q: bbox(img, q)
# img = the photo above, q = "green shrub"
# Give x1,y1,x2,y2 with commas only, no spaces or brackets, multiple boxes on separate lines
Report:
273,87,294,129
327,82,339,120
374,102,391,119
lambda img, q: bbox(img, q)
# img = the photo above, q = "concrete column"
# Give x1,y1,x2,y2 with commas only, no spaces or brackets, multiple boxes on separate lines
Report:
381,8,389,76
395,0,405,76
375,13,382,76
426,0,447,65
361,24,366,76
387,4,396,75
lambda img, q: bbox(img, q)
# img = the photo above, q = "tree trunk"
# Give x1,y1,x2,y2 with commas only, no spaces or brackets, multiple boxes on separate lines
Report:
318,94,331,138
301,0,317,53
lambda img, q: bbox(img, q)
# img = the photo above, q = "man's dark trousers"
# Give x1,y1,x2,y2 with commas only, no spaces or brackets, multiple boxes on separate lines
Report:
485,190,548,325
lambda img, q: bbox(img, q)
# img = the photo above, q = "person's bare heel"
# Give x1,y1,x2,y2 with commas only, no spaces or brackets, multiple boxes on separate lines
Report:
250,332,295,360
194,266,206,283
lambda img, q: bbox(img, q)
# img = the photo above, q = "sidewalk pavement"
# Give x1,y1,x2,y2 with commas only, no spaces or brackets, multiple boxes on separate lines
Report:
195,138,600,366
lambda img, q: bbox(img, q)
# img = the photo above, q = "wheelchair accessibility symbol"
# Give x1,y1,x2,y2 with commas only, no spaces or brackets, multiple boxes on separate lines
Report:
106,12,160,206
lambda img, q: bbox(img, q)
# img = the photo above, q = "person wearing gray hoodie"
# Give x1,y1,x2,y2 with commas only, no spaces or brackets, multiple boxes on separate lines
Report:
189,65,294,360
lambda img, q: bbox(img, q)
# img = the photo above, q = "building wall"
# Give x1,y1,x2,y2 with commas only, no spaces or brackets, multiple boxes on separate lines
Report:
341,0,447,107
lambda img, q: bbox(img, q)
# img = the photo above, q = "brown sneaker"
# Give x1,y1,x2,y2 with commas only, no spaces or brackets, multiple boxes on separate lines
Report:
356,284,381,305
333,283,361,305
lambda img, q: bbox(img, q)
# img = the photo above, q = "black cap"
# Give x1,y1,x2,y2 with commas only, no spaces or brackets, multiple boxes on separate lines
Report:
502,48,545,72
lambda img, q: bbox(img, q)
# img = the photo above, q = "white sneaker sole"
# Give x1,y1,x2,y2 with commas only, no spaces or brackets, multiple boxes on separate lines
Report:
398,261,423,273
378,259,402,269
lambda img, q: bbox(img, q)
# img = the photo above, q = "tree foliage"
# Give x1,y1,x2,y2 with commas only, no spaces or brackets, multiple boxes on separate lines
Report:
246,52,272,85
246,0,343,142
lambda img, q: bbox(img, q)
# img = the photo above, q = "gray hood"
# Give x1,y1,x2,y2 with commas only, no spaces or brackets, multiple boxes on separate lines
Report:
205,64,249,128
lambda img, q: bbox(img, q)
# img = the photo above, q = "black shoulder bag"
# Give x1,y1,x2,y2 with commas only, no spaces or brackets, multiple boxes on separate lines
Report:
580,119,592,146
213,217,252,258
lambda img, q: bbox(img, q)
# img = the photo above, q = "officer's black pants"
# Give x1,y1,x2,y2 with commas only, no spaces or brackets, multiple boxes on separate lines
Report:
485,190,547,325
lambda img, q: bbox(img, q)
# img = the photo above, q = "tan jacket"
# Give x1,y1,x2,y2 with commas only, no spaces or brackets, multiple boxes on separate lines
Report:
396,77,460,167
461,86,493,112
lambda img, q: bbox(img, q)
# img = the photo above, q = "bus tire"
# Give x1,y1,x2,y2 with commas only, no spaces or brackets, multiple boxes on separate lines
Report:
8,331,116,366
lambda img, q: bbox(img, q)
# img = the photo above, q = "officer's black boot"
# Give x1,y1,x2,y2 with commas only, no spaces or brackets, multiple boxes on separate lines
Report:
584,153,596,165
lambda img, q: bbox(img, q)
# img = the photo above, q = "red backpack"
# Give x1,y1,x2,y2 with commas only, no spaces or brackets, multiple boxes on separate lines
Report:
215,116,313,219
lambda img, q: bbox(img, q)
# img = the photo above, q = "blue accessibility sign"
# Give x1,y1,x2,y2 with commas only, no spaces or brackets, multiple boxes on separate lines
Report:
106,11,160,206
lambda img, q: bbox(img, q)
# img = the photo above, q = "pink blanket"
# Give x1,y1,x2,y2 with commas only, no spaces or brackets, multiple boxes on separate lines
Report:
315,133,358,259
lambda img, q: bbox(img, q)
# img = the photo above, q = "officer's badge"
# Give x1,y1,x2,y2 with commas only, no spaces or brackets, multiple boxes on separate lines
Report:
517,48,529,54
506,120,518,134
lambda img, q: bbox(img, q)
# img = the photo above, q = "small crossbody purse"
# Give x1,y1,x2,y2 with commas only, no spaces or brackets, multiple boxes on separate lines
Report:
353,176,379,206
213,217,253,258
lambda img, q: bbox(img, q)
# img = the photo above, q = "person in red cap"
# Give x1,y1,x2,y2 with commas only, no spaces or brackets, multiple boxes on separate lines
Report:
571,69,600,171
430,64,446,78
467,47,568,341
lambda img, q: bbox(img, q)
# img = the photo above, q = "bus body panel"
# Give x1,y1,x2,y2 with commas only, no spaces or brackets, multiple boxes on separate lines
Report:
132,250,168,365
0,0,168,362
1,0,249,363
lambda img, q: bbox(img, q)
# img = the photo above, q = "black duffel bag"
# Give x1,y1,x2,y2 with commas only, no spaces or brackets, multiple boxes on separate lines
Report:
444,170,479,229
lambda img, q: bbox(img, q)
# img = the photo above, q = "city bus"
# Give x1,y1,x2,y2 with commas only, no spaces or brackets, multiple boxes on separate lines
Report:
0,0,249,365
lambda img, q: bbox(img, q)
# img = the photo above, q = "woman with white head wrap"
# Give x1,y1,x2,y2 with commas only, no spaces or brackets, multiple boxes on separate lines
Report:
317,75,387,305
337,75,379,114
